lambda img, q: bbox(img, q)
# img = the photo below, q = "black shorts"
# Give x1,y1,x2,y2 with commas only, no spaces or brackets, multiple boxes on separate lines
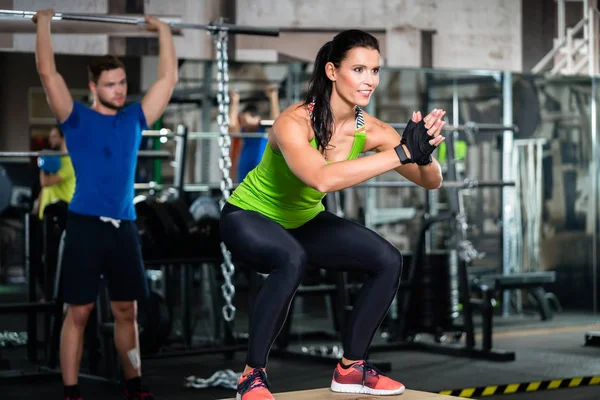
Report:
60,211,149,305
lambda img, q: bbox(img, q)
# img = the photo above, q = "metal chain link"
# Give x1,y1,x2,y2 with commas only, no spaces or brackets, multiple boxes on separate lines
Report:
455,214,486,263
0,331,27,347
213,29,237,323
184,369,240,390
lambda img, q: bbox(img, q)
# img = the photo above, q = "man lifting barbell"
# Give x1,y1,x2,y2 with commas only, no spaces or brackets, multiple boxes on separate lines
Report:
33,8,178,400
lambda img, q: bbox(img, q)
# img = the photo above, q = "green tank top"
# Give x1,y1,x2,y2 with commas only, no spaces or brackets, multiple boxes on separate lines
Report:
227,104,367,229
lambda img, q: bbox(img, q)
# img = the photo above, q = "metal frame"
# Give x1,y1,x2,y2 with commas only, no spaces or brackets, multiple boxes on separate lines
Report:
593,76,599,315
0,9,280,37
532,0,599,76
501,71,515,316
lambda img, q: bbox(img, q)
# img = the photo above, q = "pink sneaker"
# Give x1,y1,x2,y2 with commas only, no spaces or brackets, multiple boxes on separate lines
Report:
236,369,275,400
331,360,406,396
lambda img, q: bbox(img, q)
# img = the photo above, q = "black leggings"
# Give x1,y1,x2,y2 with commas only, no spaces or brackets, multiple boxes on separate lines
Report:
220,203,403,368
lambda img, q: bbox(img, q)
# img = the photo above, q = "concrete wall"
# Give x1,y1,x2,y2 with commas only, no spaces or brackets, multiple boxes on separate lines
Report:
235,0,523,72
1,0,112,55
0,52,140,151
143,0,230,61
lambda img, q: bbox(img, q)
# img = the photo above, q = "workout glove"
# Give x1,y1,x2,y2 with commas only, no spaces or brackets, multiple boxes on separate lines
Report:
395,120,437,166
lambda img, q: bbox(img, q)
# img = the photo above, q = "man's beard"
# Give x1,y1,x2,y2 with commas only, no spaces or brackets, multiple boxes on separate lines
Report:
98,93,123,111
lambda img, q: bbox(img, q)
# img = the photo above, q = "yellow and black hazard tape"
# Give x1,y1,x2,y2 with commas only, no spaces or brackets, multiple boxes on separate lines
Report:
438,375,600,397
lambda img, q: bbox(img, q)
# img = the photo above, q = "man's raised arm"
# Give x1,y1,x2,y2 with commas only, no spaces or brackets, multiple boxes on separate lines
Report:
33,9,73,124
141,16,178,126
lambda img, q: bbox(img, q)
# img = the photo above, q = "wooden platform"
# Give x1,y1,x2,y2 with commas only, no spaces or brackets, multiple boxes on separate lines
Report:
222,388,455,399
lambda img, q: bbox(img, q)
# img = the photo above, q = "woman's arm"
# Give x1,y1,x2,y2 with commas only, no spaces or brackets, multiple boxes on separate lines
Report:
365,110,446,189
273,113,404,193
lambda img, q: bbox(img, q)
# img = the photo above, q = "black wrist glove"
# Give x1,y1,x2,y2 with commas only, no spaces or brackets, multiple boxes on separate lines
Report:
399,119,436,165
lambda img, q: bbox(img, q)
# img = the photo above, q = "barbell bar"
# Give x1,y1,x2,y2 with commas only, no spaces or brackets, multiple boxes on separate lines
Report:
134,180,513,193
0,150,171,159
141,130,268,140
259,120,519,133
388,122,519,132
0,9,280,37
358,180,515,189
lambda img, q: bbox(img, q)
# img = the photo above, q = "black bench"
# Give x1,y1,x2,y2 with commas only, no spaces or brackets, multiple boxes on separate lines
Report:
475,271,557,321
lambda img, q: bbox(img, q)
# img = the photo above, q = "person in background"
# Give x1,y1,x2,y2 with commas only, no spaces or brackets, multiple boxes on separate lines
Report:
34,126,75,219
229,84,281,182
31,126,75,301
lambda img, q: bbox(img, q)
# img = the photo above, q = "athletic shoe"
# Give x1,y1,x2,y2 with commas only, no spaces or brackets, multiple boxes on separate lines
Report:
331,360,406,395
236,368,274,400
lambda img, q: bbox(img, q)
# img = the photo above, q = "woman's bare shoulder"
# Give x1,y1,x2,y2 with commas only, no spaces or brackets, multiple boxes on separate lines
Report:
273,102,311,131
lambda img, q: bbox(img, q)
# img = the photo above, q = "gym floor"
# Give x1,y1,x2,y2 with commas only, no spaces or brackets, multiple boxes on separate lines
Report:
1,283,600,400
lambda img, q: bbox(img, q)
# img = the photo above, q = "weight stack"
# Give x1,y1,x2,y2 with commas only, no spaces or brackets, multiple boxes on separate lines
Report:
401,251,458,337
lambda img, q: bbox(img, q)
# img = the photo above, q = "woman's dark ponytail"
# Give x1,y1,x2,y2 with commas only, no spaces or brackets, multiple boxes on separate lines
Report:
304,41,334,152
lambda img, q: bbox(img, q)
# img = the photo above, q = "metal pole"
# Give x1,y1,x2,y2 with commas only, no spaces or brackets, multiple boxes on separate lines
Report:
501,71,514,317
558,0,566,42
592,76,598,315
590,8,599,76
447,78,472,347
0,150,171,159
25,212,38,363
425,72,437,254
584,0,590,41
174,124,188,197
201,61,214,185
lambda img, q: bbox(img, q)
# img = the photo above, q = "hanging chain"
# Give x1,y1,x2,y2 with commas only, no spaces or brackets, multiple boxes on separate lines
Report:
213,29,236,323
184,369,240,390
0,331,27,347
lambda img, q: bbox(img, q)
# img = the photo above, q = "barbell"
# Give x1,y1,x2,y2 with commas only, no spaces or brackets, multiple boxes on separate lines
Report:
358,180,515,189
0,150,171,215
0,150,171,159
0,9,280,37
260,119,520,133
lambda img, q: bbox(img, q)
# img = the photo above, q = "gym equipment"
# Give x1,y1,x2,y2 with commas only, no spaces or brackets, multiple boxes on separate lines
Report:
137,291,172,355
37,155,61,174
189,196,221,222
0,213,60,379
134,196,185,260
134,196,222,262
0,9,279,36
0,166,12,215
505,138,555,318
0,150,171,159
584,331,600,346
359,179,514,189
361,115,518,362
212,29,237,325
168,199,221,258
